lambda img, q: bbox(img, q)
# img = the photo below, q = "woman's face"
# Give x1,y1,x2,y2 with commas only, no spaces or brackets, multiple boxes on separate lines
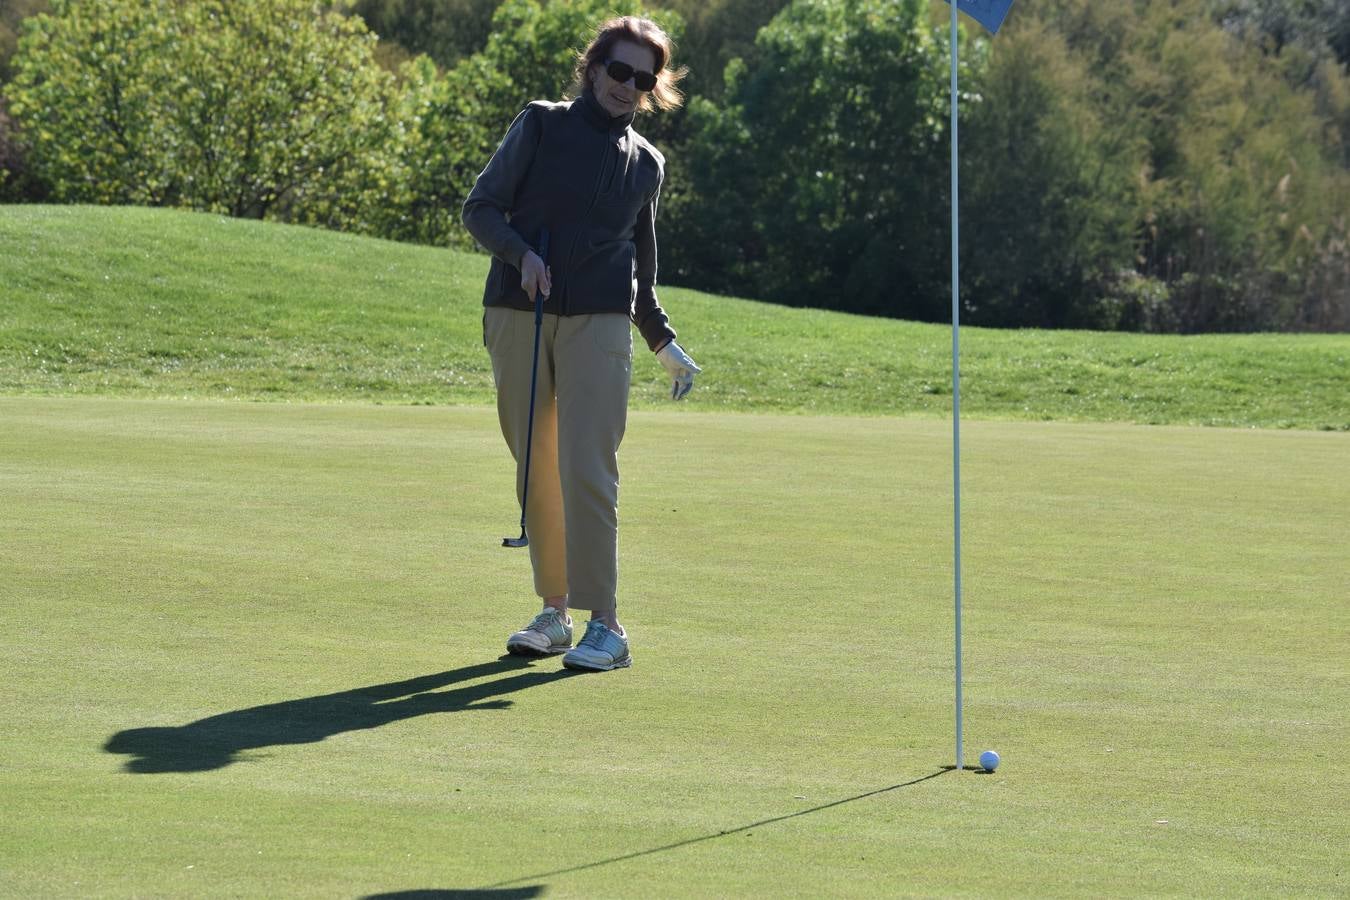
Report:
591,39,657,118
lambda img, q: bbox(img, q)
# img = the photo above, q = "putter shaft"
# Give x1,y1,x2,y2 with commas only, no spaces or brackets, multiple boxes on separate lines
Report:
502,229,549,549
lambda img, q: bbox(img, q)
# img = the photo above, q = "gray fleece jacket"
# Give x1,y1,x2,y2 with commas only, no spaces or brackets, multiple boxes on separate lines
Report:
461,90,677,352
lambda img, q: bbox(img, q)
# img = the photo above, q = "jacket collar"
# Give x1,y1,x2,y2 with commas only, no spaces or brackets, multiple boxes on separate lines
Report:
578,89,635,135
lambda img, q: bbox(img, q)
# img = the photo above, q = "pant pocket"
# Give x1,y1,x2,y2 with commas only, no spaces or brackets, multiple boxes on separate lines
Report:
589,314,633,360
483,306,516,355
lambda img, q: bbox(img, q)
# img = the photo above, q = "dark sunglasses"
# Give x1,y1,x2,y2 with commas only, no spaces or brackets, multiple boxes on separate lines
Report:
604,59,658,92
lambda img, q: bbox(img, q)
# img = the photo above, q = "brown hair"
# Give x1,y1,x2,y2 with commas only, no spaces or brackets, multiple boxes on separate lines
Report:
569,16,686,113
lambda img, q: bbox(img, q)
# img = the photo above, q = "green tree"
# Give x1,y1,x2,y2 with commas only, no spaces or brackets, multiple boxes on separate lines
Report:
167,0,395,218
346,0,786,97
347,0,498,67
664,0,791,99
1,0,50,83
956,0,1349,331
375,0,682,250
359,52,508,248
9,0,395,218
0,94,37,199
1211,0,1350,73
472,0,683,119
8,0,182,204
959,20,1143,328
278,50,411,238
1121,0,1349,330
675,0,959,320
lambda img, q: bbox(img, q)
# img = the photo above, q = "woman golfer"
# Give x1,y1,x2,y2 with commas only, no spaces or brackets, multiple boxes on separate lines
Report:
463,16,700,672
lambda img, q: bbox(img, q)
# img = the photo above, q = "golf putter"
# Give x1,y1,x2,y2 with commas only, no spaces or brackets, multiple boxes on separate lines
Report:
503,228,549,548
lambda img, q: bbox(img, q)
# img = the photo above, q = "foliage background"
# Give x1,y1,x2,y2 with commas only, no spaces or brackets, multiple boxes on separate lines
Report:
1,0,1348,332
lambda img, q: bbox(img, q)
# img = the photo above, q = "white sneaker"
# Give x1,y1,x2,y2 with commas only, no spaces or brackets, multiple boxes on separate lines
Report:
506,608,573,657
562,620,632,672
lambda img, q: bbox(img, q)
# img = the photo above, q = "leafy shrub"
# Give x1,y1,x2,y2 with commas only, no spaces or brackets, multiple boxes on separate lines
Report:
8,0,394,219
673,0,957,321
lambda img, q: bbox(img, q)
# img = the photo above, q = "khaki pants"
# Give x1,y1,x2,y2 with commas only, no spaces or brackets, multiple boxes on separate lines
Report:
484,306,633,611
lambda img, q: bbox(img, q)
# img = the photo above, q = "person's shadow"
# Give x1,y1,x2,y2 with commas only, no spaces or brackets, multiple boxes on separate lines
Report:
104,657,574,773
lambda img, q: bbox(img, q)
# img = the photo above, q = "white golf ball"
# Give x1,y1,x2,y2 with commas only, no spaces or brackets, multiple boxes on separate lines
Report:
979,750,1001,772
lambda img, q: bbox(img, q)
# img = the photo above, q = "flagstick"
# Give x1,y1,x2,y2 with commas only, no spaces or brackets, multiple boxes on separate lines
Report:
950,0,964,775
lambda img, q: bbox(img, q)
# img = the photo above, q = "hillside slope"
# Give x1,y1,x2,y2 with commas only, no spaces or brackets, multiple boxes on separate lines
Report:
1,205,1346,429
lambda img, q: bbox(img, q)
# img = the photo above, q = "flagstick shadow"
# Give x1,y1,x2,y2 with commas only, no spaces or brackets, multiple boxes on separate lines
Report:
480,768,949,890
104,656,576,773
365,890,544,899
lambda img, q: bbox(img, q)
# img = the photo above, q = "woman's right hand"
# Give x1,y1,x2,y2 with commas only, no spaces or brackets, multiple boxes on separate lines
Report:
520,250,551,301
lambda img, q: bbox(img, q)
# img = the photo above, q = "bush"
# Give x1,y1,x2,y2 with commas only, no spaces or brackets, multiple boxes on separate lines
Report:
8,0,182,205
348,0,499,67
377,0,680,250
1096,271,1178,333
0,94,43,201
8,0,395,219
0,0,50,84
673,0,957,321
958,21,1142,329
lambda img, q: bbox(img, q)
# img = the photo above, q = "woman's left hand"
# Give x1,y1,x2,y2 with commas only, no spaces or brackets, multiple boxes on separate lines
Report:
656,341,702,400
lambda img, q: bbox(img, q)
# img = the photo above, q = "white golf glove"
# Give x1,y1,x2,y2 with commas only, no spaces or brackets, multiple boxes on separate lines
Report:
656,340,702,401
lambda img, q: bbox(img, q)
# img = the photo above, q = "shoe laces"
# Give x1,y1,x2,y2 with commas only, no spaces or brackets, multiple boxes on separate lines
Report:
578,620,610,649
527,609,564,633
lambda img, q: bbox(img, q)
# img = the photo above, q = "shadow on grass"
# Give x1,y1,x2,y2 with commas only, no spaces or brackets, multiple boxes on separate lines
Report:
480,769,949,890
104,656,574,773
365,891,544,899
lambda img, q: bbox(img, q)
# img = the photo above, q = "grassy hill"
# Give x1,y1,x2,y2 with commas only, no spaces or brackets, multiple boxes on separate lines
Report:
1,204,1346,429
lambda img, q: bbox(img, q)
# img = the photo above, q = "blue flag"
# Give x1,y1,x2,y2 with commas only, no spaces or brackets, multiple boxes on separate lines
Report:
950,0,1015,34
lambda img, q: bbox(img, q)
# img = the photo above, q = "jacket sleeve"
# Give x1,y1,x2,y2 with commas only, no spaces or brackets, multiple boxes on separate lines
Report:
632,169,677,352
461,107,539,269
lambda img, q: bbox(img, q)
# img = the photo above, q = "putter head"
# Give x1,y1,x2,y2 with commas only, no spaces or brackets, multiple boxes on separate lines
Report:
502,532,528,548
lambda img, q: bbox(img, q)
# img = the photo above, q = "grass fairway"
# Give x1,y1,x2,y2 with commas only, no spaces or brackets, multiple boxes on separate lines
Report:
2,397,1345,897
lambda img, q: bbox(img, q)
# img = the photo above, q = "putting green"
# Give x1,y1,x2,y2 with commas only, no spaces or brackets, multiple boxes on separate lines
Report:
1,398,1345,897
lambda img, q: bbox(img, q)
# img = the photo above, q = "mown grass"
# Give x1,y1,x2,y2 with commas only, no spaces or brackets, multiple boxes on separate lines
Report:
2,204,1347,896
2,398,1346,897
2,204,1346,429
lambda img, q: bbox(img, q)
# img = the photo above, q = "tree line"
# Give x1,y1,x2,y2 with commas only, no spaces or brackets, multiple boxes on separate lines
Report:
2,0,1347,332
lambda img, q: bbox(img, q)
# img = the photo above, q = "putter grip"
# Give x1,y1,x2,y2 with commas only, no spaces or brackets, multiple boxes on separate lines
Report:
529,230,545,322
535,229,549,301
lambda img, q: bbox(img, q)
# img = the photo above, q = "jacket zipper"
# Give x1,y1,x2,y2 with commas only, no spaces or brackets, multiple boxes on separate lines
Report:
563,132,618,316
